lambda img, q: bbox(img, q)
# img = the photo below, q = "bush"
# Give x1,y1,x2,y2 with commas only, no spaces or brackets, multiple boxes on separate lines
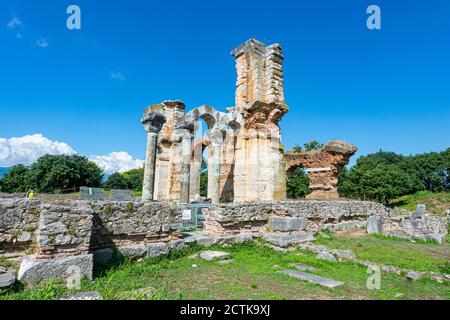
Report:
0,164,30,193
338,149,449,204
287,168,310,199
103,173,129,190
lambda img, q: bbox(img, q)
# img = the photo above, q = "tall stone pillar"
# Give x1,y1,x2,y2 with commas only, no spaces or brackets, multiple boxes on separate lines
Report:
208,130,223,204
142,132,158,201
231,39,288,202
141,108,166,202
180,130,192,204
189,121,202,202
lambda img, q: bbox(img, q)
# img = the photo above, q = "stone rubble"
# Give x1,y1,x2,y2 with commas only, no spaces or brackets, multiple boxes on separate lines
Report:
199,251,230,261
278,270,344,288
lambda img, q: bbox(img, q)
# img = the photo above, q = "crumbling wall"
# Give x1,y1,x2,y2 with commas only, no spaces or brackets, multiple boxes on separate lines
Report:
0,198,181,260
203,200,389,235
0,199,40,255
285,141,357,200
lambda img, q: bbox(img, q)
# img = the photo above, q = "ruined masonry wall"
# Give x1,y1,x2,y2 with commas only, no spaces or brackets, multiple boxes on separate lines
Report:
0,198,181,259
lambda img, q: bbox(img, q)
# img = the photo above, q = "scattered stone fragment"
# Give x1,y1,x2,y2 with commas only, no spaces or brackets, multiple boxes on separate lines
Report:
188,253,199,259
406,271,422,281
278,270,344,288
0,268,16,288
331,249,357,261
269,245,296,253
129,286,155,300
199,251,230,261
57,291,103,300
316,251,337,263
218,259,234,265
192,264,198,268
289,263,318,272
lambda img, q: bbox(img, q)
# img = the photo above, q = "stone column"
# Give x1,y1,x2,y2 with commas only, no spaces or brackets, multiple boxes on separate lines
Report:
180,130,191,204
141,108,166,202
208,130,223,204
142,132,158,202
189,121,202,202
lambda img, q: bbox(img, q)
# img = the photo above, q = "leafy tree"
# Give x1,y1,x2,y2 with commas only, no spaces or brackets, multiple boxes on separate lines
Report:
287,168,310,199
122,167,144,191
200,159,208,197
0,164,30,193
303,140,323,151
103,172,129,190
290,145,303,153
339,149,450,204
27,155,103,193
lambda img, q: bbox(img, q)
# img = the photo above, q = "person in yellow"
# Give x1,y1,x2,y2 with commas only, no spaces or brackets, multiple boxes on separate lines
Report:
25,189,34,199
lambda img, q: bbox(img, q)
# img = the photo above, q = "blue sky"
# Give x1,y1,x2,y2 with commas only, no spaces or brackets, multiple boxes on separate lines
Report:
0,0,449,171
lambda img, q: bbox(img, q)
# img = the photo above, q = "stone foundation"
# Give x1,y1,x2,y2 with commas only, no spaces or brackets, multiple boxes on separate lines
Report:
203,200,389,236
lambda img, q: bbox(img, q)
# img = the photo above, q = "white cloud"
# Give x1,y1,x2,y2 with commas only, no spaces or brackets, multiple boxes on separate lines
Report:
110,70,125,81
16,32,23,39
0,134,143,174
0,134,76,167
7,17,21,29
36,38,48,48
89,152,144,174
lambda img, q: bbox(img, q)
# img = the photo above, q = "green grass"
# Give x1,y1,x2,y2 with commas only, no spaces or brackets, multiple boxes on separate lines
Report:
1,239,449,300
391,191,450,215
315,233,450,274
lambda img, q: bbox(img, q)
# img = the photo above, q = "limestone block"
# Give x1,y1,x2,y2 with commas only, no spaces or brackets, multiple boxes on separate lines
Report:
263,232,315,248
268,216,308,232
146,242,170,257
18,254,94,284
367,215,383,234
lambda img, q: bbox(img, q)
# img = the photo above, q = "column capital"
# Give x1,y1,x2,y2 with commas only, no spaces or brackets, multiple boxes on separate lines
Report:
141,108,166,134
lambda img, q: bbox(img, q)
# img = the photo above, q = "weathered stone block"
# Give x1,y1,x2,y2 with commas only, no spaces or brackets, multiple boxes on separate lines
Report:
412,204,426,219
147,242,170,257
367,215,383,234
118,245,147,260
199,251,230,261
0,268,16,288
268,216,308,232
263,232,315,248
278,270,343,288
18,254,94,284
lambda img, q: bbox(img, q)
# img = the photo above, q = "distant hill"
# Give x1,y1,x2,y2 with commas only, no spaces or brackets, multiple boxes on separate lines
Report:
0,167,10,179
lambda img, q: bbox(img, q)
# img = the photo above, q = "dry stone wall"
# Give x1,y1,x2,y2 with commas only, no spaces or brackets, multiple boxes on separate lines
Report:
0,198,181,260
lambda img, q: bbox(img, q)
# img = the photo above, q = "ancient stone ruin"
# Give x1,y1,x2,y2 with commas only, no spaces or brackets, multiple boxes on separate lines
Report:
141,38,352,204
0,39,447,288
285,141,357,199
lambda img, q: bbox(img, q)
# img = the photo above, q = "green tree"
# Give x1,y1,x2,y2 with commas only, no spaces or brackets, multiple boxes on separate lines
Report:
27,155,103,193
290,145,303,153
287,168,310,199
200,159,208,197
103,172,129,190
339,163,415,205
122,167,144,191
303,140,323,151
0,164,30,193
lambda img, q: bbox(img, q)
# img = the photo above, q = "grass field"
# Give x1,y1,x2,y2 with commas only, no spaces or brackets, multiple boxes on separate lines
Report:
1,233,449,300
